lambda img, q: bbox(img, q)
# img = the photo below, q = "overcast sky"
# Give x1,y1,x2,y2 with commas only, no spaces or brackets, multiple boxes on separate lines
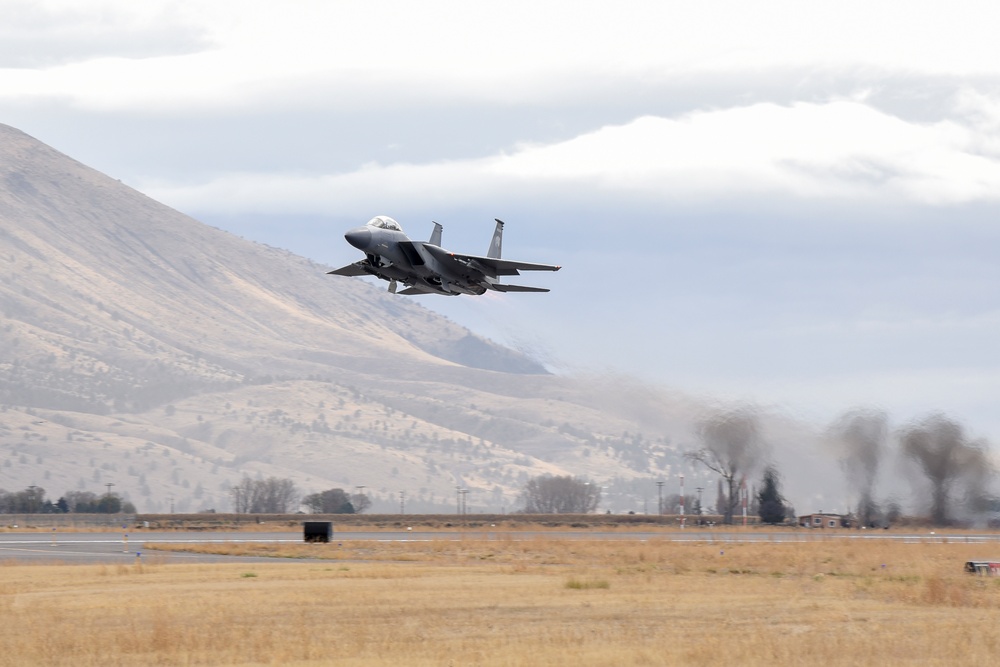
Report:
3,0,1000,441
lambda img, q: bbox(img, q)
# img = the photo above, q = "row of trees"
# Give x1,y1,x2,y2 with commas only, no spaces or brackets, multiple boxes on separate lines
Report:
519,475,601,513
831,410,993,526
229,477,300,513
228,477,371,514
0,487,135,514
684,406,997,526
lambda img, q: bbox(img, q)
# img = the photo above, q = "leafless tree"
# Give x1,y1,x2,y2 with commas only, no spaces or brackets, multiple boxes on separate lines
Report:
685,407,763,524
829,408,888,527
229,477,259,513
230,476,299,513
520,475,600,513
351,492,372,514
899,414,994,525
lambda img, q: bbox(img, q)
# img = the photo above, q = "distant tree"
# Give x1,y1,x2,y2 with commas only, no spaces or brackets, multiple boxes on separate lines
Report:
900,414,994,525
230,477,299,513
1,486,50,513
259,477,299,513
885,499,902,525
714,478,727,516
303,488,355,514
520,475,600,513
351,492,372,514
229,477,259,514
829,408,887,528
686,408,764,524
662,493,693,515
756,467,787,525
63,490,100,513
96,494,122,514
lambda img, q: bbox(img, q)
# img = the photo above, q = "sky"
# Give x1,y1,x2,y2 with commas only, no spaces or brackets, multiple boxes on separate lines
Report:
2,0,1000,442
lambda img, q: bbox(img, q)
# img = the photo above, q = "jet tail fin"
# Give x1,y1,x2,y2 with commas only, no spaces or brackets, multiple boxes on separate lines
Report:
487,219,504,259
429,221,442,246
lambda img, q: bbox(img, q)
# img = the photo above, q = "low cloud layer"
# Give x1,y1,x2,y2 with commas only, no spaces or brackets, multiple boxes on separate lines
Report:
139,97,1000,217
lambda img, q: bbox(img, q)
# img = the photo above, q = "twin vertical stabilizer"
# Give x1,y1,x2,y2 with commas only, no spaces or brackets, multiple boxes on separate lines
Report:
488,219,504,259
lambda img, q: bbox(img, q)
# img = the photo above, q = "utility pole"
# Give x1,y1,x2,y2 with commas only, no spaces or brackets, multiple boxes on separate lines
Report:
399,490,405,515
656,480,664,516
105,482,115,497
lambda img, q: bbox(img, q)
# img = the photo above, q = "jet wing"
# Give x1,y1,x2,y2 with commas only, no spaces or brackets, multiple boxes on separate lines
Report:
398,286,437,295
491,284,550,293
327,262,369,277
423,245,560,278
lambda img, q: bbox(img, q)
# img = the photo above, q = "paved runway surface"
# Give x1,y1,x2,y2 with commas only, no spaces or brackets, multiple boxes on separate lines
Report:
2,529,999,564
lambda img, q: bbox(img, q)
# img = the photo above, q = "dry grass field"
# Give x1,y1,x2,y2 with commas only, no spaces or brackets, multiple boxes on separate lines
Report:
2,535,1000,666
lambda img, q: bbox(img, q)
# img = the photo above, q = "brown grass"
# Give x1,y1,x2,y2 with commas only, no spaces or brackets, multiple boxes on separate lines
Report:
1,537,999,665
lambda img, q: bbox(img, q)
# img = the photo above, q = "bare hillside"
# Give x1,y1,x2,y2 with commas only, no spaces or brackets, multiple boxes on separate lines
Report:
0,124,840,513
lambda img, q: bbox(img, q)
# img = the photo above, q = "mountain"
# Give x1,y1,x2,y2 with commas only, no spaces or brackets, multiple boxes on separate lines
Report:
0,123,838,514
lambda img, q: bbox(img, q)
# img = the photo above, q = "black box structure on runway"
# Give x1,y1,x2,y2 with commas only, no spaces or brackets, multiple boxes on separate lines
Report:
303,521,333,543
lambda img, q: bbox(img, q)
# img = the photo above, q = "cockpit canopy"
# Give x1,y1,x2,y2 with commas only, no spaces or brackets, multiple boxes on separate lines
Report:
366,215,403,232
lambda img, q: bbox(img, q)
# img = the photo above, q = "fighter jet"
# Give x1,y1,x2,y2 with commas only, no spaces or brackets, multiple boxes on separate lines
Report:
328,216,561,296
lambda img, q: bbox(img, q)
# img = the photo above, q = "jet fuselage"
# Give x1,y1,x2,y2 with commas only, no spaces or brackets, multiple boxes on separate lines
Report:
329,216,559,296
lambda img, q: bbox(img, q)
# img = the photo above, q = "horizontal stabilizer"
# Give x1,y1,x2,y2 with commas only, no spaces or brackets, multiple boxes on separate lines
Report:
327,262,368,277
422,244,560,278
491,284,550,293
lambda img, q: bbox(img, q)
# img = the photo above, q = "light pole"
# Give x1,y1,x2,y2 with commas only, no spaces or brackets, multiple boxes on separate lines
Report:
399,490,405,515
656,481,664,517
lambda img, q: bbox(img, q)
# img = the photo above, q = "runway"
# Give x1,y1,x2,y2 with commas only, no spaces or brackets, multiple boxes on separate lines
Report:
2,529,998,564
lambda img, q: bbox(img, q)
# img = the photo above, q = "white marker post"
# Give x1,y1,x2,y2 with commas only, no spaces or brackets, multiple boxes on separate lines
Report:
679,473,685,530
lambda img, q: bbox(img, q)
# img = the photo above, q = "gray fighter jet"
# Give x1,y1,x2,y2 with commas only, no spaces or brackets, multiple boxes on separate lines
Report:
328,216,561,296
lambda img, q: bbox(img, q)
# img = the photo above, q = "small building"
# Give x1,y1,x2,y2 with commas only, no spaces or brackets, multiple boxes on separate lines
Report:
798,512,844,529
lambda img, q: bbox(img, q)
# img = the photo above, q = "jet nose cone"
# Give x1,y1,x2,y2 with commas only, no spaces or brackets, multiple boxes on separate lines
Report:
345,227,372,250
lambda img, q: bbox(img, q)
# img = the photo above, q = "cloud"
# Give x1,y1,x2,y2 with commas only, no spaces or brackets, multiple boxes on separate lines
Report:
142,98,1000,216
7,2,1000,113
0,1,212,69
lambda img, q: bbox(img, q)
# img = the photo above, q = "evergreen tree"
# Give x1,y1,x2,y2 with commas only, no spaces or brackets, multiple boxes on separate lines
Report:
756,466,787,525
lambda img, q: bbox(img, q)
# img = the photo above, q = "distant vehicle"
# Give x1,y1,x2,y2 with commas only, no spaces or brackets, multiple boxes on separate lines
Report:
328,216,561,296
